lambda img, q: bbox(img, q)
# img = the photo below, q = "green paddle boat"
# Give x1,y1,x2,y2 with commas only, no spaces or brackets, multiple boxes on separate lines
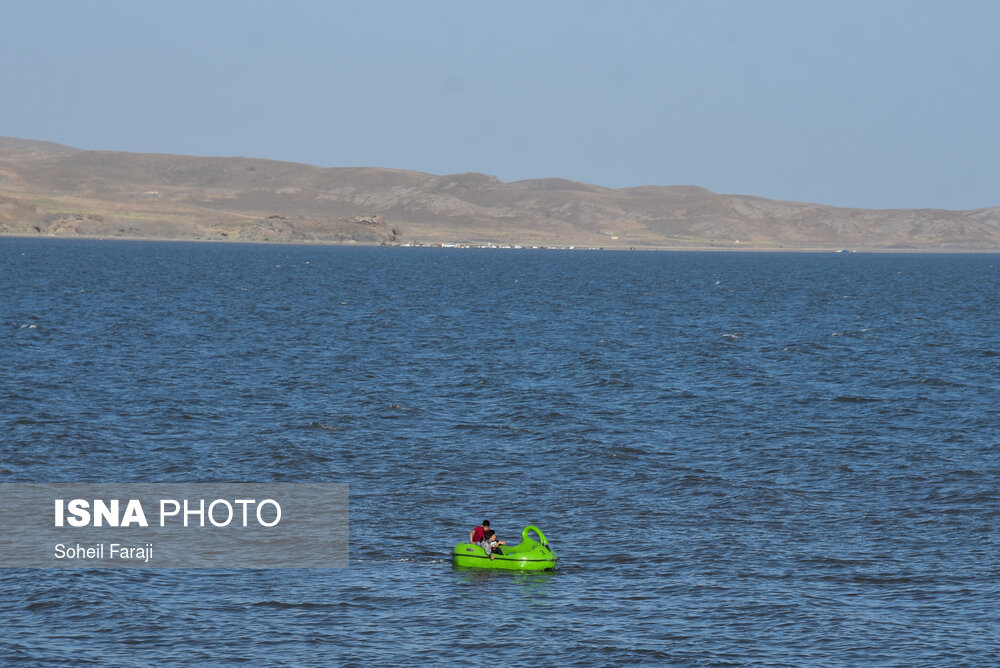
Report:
453,525,557,571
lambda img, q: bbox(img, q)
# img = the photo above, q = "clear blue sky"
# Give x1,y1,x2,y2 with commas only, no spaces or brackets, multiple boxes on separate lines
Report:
3,1,998,210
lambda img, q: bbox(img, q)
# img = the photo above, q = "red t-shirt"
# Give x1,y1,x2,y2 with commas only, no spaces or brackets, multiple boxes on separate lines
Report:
471,526,486,543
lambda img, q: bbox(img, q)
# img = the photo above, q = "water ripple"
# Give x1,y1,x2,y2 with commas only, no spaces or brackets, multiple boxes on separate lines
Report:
1,241,998,664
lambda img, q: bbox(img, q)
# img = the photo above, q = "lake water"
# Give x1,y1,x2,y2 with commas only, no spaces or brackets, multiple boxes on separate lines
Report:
2,239,998,665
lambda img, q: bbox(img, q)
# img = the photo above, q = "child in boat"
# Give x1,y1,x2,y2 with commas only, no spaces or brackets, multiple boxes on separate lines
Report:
482,529,506,559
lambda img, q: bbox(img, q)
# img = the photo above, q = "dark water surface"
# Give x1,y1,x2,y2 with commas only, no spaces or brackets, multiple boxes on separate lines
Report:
2,239,998,665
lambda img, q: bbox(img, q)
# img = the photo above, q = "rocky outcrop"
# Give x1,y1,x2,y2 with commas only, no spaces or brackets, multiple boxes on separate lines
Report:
45,213,106,235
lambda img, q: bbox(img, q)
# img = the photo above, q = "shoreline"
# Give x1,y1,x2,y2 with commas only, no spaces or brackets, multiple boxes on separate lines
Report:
2,231,999,253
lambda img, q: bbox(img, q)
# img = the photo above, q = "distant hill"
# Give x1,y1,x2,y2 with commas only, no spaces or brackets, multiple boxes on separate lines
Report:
2,137,998,249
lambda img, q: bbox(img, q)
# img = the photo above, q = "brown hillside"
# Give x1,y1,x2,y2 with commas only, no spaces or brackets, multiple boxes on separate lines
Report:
1,137,998,249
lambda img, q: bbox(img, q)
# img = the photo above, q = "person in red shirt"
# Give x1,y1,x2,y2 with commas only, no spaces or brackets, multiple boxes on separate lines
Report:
469,520,490,544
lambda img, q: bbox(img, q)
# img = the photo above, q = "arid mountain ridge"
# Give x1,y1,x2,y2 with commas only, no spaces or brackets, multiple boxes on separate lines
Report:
2,137,998,249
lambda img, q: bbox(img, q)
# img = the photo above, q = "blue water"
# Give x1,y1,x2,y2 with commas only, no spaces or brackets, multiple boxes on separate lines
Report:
2,239,999,665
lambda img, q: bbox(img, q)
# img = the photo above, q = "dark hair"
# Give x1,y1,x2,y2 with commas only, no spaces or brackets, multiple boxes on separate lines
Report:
485,529,495,539
482,520,490,527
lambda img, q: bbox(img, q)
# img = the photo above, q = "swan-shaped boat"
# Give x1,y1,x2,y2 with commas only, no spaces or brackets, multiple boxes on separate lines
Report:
452,525,557,571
